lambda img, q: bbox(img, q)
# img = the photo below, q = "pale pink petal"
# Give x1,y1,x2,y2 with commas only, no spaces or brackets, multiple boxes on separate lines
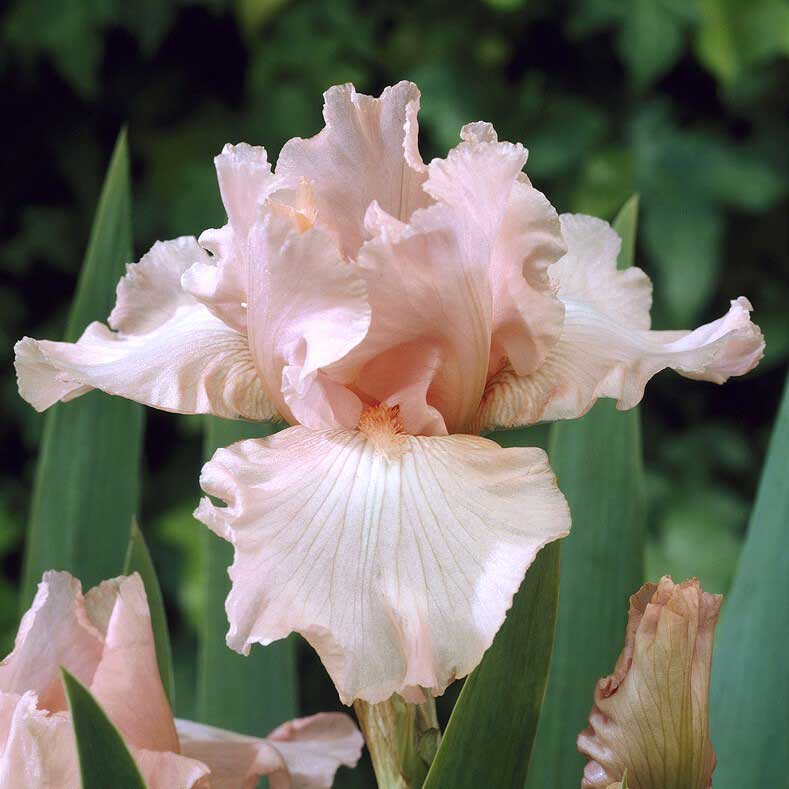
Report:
176,712,362,789
246,210,370,429
346,202,494,435
85,575,178,753
339,125,563,435
176,718,287,789
276,81,430,257
183,226,246,333
133,748,210,789
488,176,566,378
266,713,365,789
195,413,570,704
15,237,276,420
184,143,281,333
475,214,764,430
0,572,103,712
0,692,80,789
215,143,278,236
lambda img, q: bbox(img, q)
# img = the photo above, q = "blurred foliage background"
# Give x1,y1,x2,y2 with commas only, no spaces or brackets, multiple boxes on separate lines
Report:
1,0,787,780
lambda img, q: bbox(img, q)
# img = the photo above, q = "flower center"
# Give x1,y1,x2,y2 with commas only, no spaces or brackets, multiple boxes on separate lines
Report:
357,404,407,457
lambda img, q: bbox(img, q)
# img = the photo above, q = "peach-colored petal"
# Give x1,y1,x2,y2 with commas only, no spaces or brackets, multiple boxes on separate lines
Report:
0,572,103,712
0,692,79,789
85,575,178,753
15,237,276,420
2,571,179,760
176,712,363,789
0,693,208,789
577,577,720,789
276,81,430,257
214,143,278,237
488,175,566,378
347,202,495,435
246,210,370,430
476,214,764,430
338,125,563,435
133,747,210,789
265,713,365,789
194,414,570,704
184,143,281,333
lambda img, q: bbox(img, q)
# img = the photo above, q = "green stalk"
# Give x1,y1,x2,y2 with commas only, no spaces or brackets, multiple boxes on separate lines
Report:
354,696,440,788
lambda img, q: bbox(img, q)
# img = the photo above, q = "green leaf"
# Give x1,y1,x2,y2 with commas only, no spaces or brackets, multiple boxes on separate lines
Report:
423,540,561,789
196,417,298,734
616,0,694,90
614,195,639,269
21,131,144,611
710,372,789,787
123,518,176,710
61,668,147,789
526,197,646,789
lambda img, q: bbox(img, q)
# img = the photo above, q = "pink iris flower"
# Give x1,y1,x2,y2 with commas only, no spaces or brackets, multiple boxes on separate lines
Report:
0,571,362,788
14,82,763,704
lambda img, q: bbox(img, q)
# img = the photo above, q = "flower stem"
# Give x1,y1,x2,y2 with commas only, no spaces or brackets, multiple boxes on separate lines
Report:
354,695,441,788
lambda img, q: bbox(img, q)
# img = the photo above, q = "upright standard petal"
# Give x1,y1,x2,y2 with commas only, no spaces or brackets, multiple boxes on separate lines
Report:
339,125,564,435
246,210,371,430
84,575,179,753
0,572,102,712
195,407,570,704
15,237,276,420
276,81,430,257
488,175,566,379
184,143,281,333
577,577,720,789
476,213,764,430
176,712,363,789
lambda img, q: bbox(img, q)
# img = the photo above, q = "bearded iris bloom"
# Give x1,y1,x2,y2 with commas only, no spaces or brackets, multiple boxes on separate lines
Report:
0,572,362,788
15,82,763,705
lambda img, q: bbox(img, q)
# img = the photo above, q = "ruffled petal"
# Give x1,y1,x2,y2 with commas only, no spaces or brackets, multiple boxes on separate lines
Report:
0,692,80,789
195,415,570,704
0,572,103,712
339,125,563,435
276,81,430,257
246,210,371,430
488,176,566,378
214,143,278,236
176,712,362,789
475,214,764,430
265,713,365,789
85,575,178,753
176,718,286,789
348,203,495,435
133,748,210,789
15,237,276,420
184,144,281,333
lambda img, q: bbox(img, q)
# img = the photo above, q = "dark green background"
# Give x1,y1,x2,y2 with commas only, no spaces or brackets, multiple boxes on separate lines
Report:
2,1,787,786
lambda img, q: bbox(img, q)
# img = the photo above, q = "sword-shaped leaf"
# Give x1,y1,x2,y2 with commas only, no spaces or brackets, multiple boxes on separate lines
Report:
20,131,144,609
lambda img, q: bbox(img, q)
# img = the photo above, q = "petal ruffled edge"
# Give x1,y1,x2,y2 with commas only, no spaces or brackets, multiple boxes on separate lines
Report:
246,210,371,430
195,419,570,704
15,237,278,421
474,214,764,431
176,712,362,789
275,81,430,258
